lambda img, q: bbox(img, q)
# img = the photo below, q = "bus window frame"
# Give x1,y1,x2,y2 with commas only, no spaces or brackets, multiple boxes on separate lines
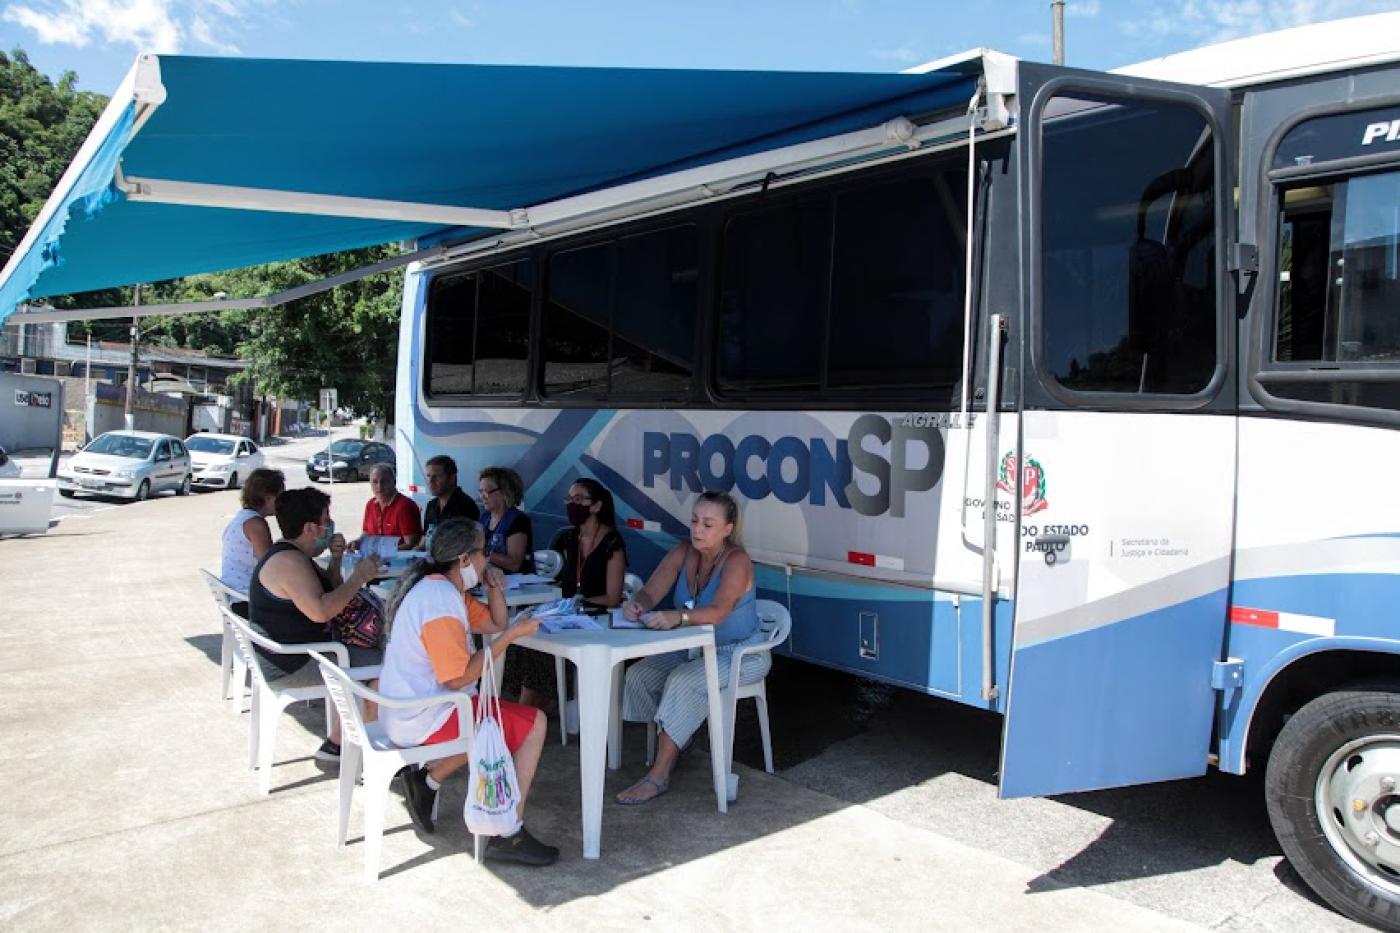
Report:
422,256,540,407
707,146,987,407
1248,91,1400,427
539,219,704,406
1024,71,1235,411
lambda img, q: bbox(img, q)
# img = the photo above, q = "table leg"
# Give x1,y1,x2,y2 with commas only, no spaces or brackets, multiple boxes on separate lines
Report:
607,661,623,770
575,651,611,859
701,644,729,813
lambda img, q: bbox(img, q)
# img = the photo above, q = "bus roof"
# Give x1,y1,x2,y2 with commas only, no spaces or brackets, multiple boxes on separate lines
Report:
1113,12,1400,88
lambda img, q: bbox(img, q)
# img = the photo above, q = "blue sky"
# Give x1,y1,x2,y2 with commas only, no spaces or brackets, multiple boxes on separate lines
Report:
2,0,1397,93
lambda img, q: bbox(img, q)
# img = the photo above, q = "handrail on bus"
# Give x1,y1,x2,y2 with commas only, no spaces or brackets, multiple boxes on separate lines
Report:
981,313,1008,702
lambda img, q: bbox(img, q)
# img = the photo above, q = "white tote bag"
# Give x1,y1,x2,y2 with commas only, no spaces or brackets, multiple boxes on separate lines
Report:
464,646,522,836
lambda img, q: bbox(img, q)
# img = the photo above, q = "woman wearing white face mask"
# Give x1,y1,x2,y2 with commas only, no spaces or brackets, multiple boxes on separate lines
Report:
378,518,558,867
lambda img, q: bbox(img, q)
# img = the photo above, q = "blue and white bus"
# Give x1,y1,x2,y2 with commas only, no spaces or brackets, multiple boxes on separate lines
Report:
3,12,1398,926
388,21,1400,928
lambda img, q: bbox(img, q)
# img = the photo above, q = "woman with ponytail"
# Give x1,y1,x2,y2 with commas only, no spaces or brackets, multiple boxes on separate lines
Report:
378,518,559,867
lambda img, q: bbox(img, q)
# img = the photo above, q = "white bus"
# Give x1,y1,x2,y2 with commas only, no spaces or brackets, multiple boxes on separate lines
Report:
390,20,1400,927
2,14,1398,926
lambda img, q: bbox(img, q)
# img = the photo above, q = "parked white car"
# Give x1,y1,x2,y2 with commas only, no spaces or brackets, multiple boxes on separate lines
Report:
57,431,192,501
185,433,265,490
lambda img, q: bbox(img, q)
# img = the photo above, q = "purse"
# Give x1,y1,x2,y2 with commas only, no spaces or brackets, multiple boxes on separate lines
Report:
329,587,386,649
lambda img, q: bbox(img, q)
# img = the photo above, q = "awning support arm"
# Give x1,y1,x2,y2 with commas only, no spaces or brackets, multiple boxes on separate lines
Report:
8,243,446,324
114,168,522,230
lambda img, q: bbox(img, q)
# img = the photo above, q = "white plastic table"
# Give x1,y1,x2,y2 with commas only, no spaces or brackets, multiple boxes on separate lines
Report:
510,624,728,859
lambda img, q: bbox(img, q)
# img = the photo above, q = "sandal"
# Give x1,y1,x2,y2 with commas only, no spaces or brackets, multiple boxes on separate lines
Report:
615,776,670,805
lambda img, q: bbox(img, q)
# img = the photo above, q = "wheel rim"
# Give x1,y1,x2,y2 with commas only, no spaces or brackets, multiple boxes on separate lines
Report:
1316,733,1400,896
137,481,149,500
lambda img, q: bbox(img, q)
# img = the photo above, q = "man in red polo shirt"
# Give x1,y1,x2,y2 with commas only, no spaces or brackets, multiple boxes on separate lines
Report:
361,464,423,550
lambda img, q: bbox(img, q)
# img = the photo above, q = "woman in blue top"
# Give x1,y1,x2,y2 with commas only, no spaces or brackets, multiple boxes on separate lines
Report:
616,490,766,805
478,466,534,574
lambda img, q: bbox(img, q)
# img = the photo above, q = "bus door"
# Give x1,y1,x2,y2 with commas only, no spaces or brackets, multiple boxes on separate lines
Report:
999,67,1239,797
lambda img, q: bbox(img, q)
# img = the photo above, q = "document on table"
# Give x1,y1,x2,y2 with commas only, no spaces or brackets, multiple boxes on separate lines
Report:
512,597,601,633
506,573,554,589
358,535,399,561
609,608,645,629
536,614,602,633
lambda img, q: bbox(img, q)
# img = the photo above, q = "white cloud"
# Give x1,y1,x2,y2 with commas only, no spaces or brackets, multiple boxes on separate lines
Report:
1,0,253,54
870,47,920,63
1067,0,1102,17
3,0,180,51
1123,0,1399,43
448,7,472,28
190,13,238,52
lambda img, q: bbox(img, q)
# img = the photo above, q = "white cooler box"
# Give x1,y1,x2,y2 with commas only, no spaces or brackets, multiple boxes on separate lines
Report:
0,480,55,535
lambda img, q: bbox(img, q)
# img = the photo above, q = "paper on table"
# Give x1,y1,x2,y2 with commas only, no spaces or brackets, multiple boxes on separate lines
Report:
506,573,554,589
609,608,644,629
536,614,601,634
359,535,399,561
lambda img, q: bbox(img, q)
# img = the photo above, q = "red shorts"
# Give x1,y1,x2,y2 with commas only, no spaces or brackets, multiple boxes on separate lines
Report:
423,697,539,753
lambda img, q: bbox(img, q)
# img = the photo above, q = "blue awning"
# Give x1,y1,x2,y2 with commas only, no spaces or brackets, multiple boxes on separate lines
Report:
0,54,980,322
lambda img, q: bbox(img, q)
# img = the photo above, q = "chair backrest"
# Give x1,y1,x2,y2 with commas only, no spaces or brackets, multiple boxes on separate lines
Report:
754,599,793,649
309,651,372,750
533,548,563,579
201,568,247,613
222,606,271,690
623,572,644,602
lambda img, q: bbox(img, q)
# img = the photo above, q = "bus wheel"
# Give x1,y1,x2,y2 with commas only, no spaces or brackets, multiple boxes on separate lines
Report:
1266,685,1400,930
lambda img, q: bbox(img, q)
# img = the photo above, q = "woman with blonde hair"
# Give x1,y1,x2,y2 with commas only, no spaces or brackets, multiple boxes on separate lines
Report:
477,466,534,574
220,467,286,615
615,491,767,805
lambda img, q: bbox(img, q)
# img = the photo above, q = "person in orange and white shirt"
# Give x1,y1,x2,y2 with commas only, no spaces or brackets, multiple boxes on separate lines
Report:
378,517,558,867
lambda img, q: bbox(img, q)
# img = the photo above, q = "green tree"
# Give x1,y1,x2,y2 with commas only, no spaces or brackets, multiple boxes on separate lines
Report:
0,48,107,262
206,249,403,420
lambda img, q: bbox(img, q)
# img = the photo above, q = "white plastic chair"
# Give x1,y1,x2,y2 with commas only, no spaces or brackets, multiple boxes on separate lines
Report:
310,652,481,881
200,569,249,704
533,548,563,579
641,598,792,781
222,607,381,795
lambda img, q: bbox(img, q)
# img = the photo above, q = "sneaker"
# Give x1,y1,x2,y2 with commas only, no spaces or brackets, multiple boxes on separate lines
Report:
314,740,341,763
486,827,559,867
402,767,437,834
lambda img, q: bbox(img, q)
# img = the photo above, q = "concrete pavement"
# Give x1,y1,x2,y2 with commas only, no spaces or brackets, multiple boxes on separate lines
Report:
0,470,1211,932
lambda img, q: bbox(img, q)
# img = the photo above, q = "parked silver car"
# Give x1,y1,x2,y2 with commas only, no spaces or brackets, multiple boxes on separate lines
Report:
57,431,192,501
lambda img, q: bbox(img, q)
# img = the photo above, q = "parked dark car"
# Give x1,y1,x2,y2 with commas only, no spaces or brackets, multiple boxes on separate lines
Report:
306,439,395,482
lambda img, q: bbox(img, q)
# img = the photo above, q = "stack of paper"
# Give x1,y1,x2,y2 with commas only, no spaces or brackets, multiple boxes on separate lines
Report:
517,597,600,633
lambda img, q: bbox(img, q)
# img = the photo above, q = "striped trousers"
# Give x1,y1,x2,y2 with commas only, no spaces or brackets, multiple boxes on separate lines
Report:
622,645,771,748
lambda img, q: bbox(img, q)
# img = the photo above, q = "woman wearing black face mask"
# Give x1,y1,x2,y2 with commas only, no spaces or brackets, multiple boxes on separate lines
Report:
514,479,627,711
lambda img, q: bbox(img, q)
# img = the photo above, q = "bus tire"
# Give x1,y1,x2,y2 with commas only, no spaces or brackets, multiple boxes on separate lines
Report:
1266,684,1400,931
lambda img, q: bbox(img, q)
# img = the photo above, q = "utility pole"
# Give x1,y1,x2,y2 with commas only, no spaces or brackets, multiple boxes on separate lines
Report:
1052,0,1066,65
124,283,142,430
84,333,92,443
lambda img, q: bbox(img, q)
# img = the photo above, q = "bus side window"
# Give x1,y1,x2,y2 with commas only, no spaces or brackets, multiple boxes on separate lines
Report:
1039,95,1218,396
425,258,534,399
1267,169,1400,409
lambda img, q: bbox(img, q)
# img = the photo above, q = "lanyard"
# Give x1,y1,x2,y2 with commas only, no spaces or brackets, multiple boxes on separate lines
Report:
575,526,603,590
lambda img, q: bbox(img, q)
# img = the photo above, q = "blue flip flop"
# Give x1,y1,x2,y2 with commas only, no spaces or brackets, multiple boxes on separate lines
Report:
615,776,670,805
